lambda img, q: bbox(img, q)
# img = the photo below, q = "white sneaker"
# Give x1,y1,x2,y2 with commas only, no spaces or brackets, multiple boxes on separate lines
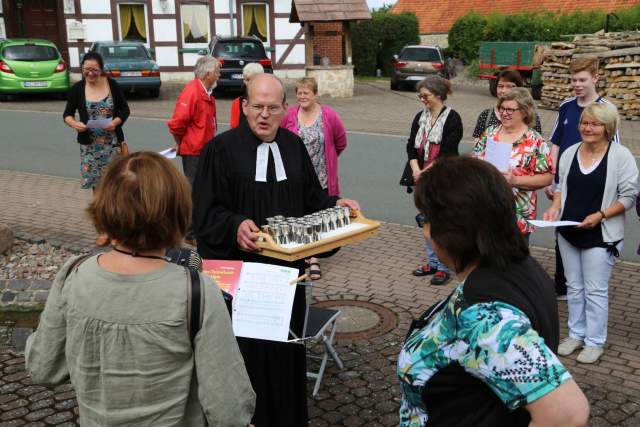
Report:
557,294,567,302
557,337,583,356
577,346,603,364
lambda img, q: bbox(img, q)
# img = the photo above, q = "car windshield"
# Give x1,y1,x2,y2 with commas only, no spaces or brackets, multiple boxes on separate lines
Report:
213,41,265,59
400,48,440,62
3,45,58,61
98,45,150,60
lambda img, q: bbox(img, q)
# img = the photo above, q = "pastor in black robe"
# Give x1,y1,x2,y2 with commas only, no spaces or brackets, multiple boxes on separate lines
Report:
192,120,338,426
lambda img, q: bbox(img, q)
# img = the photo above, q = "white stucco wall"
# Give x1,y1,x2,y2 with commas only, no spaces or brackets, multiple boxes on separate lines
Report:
153,19,177,42
80,0,110,14
83,19,113,42
183,53,201,67
214,0,236,14
276,44,305,65
274,0,290,14
275,18,302,40
151,0,175,14
0,18,5,39
155,46,179,67
215,18,236,37
420,33,448,48
68,47,80,67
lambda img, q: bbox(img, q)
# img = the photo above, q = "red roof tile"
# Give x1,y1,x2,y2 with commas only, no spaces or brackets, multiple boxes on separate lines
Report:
390,0,640,34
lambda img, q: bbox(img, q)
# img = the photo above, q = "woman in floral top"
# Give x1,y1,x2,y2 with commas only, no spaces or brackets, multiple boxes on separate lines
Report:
473,88,553,243
398,156,589,427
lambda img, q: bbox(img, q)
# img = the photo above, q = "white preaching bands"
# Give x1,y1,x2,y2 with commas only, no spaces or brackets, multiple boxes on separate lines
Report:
255,142,288,183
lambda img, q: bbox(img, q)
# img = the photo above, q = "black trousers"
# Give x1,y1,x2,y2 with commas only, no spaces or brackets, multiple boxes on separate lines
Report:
555,239,567,296
181,155,199,240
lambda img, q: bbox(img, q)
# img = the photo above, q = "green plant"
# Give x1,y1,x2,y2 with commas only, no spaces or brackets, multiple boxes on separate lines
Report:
351,11,420,76
447,11,487,63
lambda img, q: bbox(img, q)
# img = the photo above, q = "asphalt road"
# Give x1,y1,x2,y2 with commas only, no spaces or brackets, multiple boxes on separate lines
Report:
1,110,639,260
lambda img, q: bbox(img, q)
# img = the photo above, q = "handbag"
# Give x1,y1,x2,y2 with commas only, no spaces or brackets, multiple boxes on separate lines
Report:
399,161,414,194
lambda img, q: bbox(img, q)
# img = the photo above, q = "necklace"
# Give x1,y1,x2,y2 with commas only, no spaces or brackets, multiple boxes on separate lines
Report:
113,246,169,261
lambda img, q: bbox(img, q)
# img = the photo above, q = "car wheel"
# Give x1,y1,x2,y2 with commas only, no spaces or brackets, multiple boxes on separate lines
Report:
0,93,11,102
149,88,160,98
489,78,498,97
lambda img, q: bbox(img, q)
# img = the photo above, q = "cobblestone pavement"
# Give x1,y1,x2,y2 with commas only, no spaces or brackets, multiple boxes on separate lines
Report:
2,172,640,426
0,79,639,154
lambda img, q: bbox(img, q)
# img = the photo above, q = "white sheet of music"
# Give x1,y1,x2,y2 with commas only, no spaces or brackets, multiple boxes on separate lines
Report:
232,262,299,342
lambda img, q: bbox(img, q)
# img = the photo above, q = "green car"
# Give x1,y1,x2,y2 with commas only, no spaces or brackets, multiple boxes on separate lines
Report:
0,39,70,101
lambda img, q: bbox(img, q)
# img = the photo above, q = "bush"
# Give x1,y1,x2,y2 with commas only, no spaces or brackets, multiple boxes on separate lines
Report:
448,4,640,62
352,11,420,76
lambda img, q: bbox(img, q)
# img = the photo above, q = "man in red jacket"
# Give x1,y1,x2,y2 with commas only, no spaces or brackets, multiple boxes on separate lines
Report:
168,56,220,243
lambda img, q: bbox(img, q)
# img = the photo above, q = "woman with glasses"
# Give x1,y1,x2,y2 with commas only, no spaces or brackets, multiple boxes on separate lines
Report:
472,70,542,144
281,77,347,280
543,103,638,364
407,75,462,285
63,51,130,245
473,87,553,244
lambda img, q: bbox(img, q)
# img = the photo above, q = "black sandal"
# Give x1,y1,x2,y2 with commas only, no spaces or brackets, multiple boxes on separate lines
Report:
309,262,321,280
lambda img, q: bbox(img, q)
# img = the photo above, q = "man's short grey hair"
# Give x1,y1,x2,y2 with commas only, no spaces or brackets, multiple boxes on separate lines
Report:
246,73,287,104
243,62,264,78
194,56,220,79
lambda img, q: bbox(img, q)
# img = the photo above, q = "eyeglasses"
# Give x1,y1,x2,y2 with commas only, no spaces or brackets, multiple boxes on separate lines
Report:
82,68,101,75
497,84,516,90
418,93,433,101
580,121,605,129
249,104,283,115
498,106,520,115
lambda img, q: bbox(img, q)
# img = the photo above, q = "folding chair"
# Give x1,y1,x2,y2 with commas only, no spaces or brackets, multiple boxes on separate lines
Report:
304,305,344,396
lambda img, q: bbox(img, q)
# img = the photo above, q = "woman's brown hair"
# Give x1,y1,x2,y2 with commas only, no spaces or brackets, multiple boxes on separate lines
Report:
87,151,192,252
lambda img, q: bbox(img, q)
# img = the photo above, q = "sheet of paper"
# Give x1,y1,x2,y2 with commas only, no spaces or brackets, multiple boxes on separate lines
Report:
232,262,299,342
86,117,113,129
528,220,581,228
484,138,512,172
159,147,177,159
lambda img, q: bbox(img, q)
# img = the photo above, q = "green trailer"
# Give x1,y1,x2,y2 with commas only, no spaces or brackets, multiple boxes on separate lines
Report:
478,41,545,100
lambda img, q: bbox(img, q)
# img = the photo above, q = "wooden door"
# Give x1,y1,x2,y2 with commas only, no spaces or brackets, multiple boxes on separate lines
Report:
21,0,60,47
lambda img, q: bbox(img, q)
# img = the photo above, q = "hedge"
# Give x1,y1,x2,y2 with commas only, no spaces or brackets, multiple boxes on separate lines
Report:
448,5,640,63
352,11,420,76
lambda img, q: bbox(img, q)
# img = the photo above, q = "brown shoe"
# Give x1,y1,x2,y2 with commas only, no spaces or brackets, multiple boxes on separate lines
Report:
96,234,110,247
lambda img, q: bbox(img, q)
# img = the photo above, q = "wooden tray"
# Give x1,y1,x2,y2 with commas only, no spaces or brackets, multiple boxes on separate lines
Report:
253,211,381,262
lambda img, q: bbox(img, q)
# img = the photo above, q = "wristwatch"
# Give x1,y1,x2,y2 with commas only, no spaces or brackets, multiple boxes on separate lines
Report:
599,210,606,221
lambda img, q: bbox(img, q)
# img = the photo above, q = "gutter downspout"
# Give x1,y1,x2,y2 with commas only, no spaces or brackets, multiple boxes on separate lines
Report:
229,0,235,36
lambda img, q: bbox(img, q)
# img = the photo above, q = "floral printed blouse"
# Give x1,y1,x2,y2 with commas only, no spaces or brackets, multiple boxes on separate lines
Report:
398,281,571,426
473,126,553,234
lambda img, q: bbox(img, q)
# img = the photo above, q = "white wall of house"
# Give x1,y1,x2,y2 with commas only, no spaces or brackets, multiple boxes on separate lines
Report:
83,19,113,42
80,0,111,14
420,33,449,48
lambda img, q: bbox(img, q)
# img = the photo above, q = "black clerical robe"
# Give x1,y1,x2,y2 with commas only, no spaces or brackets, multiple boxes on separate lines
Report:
192,121,338,427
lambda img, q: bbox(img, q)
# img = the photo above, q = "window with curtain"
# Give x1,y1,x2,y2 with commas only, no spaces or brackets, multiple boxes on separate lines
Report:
181,4,209,44
119,4,147,43
242,4,267,42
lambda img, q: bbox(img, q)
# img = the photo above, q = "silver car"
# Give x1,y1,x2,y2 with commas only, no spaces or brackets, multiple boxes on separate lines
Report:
391,45,445,91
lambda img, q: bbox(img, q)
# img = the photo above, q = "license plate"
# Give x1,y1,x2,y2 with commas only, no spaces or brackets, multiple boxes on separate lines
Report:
406,76,424,81
23,81,48,87
121,71,142,77
231,74,243,80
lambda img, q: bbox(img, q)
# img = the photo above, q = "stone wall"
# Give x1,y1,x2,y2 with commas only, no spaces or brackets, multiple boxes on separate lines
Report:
305,65,354,98
419,33,448,48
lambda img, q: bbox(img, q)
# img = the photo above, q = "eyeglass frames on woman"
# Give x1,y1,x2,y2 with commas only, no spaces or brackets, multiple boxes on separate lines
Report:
417,93,433,101
579,121,605,129
498,106,520,115
82,68,101,75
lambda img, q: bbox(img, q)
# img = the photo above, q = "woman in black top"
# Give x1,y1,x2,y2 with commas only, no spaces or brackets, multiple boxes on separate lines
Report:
398,156,589,427
63,52,129,246
472,70,542,143
406,75,462,285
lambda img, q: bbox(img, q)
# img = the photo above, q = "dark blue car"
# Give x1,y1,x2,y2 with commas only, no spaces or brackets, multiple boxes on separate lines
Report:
89,41,161,97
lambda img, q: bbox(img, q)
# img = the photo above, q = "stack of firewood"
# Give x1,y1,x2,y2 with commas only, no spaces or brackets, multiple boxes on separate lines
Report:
540,42,575,107
540,32,640,120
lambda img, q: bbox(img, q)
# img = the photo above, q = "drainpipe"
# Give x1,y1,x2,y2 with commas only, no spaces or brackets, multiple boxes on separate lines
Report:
229,0,235,36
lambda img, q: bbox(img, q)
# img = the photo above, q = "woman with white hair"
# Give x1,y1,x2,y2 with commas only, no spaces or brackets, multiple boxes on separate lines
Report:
544,103,638,364
230,62,264,128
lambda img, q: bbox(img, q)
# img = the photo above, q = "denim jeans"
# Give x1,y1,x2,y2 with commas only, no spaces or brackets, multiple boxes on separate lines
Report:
558,234,621,347
424,239,449,273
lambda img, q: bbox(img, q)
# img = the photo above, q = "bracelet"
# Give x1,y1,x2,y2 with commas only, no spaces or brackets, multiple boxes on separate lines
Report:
599,210,606,220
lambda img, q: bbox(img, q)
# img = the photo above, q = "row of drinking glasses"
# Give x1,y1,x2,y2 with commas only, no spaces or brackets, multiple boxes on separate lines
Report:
261,207,352,245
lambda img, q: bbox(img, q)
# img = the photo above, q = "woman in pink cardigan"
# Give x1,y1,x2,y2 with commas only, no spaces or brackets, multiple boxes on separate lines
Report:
282,77,348,280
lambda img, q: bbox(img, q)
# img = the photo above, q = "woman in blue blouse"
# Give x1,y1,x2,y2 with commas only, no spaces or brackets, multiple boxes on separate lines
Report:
398,156,588,427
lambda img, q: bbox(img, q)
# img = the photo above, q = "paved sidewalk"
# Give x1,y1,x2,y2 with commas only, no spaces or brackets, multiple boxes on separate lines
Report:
2,170,640,426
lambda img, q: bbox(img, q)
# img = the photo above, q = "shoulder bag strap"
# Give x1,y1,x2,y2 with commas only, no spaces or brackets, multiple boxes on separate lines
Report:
61,254,91,286
186,267,203,347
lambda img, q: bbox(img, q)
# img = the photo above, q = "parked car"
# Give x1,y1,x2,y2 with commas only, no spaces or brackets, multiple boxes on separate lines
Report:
199,36,273,92
390,45,445,91
0,38,69,101
89,41,161,97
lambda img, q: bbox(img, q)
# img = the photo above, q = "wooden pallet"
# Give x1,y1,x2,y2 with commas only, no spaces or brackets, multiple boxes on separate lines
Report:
252,211,381,262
